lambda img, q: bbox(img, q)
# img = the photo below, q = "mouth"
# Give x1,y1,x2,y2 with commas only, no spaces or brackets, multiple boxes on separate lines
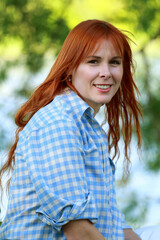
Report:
94,84,112,90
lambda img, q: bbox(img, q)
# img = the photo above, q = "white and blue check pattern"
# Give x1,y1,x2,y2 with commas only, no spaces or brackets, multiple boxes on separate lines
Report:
0,89,130,239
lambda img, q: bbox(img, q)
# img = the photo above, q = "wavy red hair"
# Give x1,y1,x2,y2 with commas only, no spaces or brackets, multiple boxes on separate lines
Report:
0,19,142,190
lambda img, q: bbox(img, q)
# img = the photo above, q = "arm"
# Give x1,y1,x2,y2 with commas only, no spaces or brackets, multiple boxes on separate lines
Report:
123,228,142,240
24,122,98,230
63,219,105,240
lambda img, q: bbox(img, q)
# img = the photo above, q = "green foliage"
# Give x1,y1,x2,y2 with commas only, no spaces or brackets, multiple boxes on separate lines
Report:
121,192,148,228
142,96,160,171
122,0,160,173
0,0,71,79
143,96,160,146
120,0,160,48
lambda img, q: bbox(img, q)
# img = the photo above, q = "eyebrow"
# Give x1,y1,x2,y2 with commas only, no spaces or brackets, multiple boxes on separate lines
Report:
87,55,122,59
87,56,101,59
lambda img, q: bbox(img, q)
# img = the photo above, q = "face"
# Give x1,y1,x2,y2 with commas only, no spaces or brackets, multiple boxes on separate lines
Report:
71,39,123,114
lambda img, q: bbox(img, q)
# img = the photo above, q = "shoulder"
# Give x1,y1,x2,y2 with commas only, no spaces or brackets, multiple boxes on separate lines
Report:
18,95,81,142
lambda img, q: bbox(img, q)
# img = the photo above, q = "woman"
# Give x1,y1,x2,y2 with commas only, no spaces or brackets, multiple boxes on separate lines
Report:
0,19,142,239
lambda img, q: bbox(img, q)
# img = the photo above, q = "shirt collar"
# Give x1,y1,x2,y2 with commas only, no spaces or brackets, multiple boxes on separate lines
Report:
56,88,95,119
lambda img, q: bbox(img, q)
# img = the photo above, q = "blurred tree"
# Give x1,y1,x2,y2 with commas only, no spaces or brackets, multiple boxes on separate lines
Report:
119,0,160,172
0,0,71,80
121,191,149,228
113,0,160,226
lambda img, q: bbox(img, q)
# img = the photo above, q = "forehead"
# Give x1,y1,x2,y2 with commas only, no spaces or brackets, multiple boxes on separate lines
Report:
90,39,122,56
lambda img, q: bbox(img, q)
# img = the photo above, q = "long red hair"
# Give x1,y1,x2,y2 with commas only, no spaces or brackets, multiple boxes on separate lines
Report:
0,19,142,189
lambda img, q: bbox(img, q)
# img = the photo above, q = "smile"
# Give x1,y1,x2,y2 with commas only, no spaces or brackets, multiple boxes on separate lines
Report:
94,84,111,89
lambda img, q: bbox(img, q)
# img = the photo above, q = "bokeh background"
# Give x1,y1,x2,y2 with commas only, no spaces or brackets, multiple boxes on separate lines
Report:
0,0,160,229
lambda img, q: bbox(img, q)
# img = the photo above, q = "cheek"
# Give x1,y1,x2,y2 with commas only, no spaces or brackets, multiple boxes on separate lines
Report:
72,70,82,86
72,67,86,81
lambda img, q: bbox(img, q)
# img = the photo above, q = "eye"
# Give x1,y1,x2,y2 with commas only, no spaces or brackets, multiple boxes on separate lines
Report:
110,59,122,65
88,59,99,64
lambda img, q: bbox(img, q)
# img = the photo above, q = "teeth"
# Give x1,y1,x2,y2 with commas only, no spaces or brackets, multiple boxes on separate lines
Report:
95,85,110,89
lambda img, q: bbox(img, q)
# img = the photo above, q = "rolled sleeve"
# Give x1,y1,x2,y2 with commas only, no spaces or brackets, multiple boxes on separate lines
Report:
122,222,132,230
36,192,97,231
23,120,98,231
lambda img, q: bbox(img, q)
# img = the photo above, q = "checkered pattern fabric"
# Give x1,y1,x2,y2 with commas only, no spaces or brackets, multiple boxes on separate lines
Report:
0,89,130,239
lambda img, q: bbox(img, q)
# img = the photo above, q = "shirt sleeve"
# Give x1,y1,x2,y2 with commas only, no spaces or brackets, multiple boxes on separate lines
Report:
23,119,98,231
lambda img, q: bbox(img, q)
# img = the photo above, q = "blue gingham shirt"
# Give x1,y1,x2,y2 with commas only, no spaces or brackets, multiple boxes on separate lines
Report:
0,89,130,239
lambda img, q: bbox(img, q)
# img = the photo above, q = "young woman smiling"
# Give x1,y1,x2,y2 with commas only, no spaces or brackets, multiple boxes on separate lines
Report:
0,19,143,239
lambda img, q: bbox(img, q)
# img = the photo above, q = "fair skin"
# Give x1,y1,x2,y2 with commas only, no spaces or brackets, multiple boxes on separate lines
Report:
72,39,123,115
63,40,141,239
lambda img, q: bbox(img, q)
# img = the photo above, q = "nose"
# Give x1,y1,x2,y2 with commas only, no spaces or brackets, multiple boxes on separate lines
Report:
99,64,111,79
